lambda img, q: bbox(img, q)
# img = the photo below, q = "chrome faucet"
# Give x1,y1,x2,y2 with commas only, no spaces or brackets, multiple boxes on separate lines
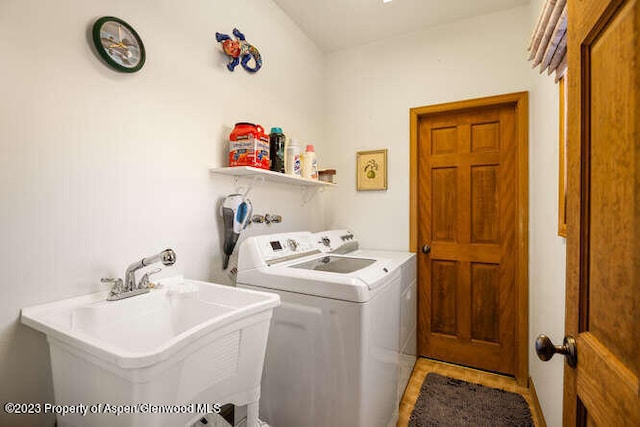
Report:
124,249,176,292
102,249,177,301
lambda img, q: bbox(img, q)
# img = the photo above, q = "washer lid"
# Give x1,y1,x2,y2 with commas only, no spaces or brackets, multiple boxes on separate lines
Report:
237,255,396,302
349,249,416,268
290,256,376,274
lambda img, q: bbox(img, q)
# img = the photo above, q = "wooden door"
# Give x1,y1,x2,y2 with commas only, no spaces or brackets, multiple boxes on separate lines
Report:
410,93,528,383
564,0,640,424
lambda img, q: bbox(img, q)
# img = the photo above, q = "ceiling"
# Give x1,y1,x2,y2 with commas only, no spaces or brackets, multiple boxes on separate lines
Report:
273,0,531,52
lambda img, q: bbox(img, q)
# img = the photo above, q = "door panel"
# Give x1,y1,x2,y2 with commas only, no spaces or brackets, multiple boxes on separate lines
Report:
431,167,457,241
470,121,500,152
471,165,499,243
431,126,458,154
470,262,500,343
430,260,458,336
586,1,636,370
417,104,519,376
565,0,640,424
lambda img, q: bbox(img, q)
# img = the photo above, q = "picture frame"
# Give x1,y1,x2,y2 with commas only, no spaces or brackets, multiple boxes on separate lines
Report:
558,76,567,237
356,149,388,191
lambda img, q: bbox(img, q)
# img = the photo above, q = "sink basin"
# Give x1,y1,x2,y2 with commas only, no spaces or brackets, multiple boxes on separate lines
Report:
22,276,280,427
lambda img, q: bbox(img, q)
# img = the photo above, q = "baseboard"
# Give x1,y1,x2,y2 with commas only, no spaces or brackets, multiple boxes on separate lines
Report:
528,376,547,427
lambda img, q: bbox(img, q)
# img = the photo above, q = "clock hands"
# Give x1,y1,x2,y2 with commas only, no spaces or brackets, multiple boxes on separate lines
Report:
115,26,135,56
105,41,130,49
101,36,135,58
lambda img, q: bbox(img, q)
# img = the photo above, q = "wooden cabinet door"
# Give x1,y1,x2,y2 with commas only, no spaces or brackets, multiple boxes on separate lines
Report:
564,0,640,424
414,94,528,382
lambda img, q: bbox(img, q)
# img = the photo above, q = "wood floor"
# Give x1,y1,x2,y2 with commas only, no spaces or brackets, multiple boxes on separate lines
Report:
398,358,546,427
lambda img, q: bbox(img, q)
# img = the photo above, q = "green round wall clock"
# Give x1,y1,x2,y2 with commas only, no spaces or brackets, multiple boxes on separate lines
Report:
92,16,145,73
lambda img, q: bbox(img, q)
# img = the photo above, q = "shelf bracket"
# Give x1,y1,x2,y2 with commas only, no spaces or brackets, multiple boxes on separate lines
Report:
234,175,265,197
301,185,324,206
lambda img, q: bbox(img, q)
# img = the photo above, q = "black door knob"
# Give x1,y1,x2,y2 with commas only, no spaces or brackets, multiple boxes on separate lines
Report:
535,334,577,368
422,244,431,254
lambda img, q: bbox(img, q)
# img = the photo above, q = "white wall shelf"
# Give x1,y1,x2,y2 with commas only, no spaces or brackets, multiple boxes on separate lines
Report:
210,166,336,188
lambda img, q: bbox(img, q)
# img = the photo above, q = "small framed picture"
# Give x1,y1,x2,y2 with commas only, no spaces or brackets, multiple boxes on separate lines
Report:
356,149,388,191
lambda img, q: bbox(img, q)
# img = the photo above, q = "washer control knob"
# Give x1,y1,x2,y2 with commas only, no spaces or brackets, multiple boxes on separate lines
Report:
287,239,299,251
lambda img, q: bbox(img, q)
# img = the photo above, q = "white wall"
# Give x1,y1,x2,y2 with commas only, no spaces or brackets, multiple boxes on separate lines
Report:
0,1,325,425
324,4,567,426
527,1,567,425
324,6,532,250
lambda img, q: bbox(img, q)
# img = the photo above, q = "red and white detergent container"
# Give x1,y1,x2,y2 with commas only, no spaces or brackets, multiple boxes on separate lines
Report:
229,122,270,170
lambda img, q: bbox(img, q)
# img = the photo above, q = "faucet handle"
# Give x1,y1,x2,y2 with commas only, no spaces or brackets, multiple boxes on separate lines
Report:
264,214,282,224
270,214,282,223
101,277,124,297
139,268,162,289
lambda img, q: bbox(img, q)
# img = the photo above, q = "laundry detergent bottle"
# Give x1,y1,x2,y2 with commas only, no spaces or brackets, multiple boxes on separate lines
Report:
301,144,318,180
269,127,286,173
285,139,301,176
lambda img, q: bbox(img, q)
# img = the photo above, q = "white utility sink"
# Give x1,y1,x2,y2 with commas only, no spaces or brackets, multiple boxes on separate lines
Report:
22,276,280,427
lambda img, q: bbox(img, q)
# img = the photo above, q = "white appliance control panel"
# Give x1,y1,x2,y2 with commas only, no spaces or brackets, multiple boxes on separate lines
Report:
238,231,364,271
313,230,358,254
254,232,319,264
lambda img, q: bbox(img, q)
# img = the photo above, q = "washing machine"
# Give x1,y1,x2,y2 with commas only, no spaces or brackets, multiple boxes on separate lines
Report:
311,230,417,403
236,231,400,427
